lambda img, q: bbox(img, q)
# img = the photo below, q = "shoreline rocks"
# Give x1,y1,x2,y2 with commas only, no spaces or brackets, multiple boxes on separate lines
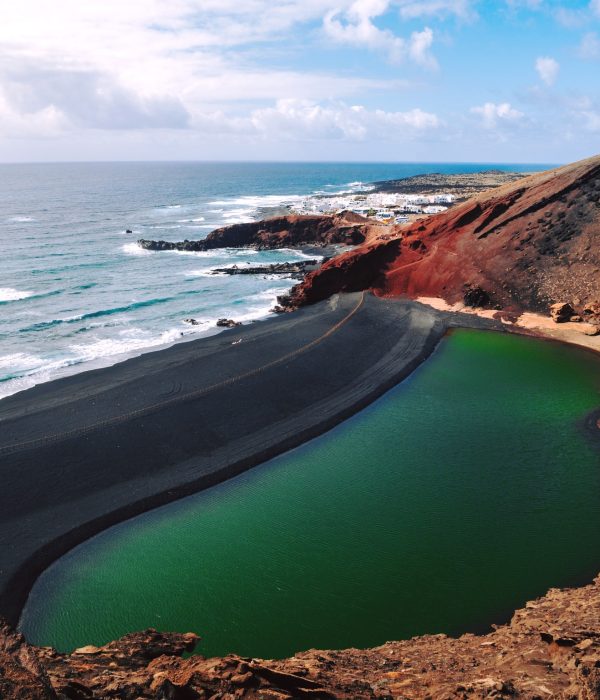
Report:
138,213,368,253
211,260,321,279
550,302,575,323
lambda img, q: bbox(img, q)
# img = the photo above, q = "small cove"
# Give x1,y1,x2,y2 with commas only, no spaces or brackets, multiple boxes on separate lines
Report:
20,329,600,659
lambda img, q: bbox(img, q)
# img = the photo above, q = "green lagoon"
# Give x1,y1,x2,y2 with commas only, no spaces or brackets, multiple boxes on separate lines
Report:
20,330,600,659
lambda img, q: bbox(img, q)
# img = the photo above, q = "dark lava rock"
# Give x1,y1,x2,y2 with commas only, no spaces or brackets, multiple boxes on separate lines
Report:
137,213,367,253
216,318,241,328
463,286,491,308
550,302,574,323
212,261,319,279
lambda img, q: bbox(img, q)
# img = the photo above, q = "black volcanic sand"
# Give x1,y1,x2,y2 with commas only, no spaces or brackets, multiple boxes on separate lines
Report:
0,294,500,625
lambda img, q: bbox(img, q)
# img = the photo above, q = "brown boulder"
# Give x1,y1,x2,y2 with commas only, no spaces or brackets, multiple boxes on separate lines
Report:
0,621,56,699
550,302,574,323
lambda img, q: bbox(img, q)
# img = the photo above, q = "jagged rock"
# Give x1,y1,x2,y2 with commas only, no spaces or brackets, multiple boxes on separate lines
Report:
216,318,241,328
550,302,575,323
463,285,491,308
183,318,200,326
0,621,56,699
583,300,600,325
211,261,319,279
3,573,600,698
138,213,368,253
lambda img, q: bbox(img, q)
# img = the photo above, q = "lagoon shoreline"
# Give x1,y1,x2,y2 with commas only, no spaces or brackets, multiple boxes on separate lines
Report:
0,293,502,629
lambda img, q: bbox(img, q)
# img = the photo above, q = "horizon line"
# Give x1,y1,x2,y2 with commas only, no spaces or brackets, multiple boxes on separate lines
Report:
0,158,559,167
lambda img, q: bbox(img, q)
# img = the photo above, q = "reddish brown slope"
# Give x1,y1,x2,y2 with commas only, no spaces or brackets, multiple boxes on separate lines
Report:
283,156,600,315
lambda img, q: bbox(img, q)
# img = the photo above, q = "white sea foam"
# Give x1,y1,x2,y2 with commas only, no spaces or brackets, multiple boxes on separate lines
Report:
148,224,182,230
184,270,220,277
0,355,80,400
166,247,259,258
228,286,291,323
276,248,325,261
0,352,43,371
121,242,151,256
222,208,255,222
69,327,197,362
7,215,36,223
209,194,302,208
0,287,34,302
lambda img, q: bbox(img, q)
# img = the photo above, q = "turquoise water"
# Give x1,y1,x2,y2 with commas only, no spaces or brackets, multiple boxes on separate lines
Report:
0,161,544,398
20,330,600,659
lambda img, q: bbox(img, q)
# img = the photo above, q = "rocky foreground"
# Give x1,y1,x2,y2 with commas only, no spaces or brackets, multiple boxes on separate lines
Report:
2,574,600,699
281,155,600,321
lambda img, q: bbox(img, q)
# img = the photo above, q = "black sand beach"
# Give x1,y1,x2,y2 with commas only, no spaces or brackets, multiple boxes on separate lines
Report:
0,294,500,626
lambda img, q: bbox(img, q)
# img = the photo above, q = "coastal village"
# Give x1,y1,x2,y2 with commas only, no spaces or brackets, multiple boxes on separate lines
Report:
291,190,456,224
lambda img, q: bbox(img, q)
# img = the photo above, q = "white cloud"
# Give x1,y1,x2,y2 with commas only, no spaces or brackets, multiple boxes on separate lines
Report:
409,27,438,69
323,1,438,67
577,110,600,131
579,32,600,59
0,0,442,141
591,0,600,18
535,56,559,86
249,99,441,140
470,102,524,129
0,91,67,139
553,6,586,28
396,0,476,20
505,0,543,8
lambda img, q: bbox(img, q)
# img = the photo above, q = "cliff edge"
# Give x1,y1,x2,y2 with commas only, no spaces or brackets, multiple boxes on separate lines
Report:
3,573,600,698
281,155,600,321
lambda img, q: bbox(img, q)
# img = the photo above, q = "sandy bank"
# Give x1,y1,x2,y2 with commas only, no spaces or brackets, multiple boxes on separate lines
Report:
416,296,600,353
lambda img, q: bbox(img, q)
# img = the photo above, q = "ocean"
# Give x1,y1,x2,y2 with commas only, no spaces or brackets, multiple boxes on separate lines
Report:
0,161,545,399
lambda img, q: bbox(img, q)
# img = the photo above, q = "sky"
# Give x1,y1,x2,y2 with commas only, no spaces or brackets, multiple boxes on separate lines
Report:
0,0,600,163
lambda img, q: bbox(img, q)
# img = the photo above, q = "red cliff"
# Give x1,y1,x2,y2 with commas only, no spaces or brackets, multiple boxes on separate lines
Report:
282,155,600,317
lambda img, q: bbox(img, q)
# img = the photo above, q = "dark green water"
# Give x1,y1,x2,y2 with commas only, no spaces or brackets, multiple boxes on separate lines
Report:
20,330,600,659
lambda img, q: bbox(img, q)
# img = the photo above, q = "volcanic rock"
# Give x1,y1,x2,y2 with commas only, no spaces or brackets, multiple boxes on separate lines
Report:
138,213,369,253
212,260,320,278
282,155,600,319
216,318,241,328
463,285,491,308
550,302,575,323
3,573,600,698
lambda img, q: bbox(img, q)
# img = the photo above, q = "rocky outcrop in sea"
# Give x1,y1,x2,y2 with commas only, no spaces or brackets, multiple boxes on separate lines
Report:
138,213,368,253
